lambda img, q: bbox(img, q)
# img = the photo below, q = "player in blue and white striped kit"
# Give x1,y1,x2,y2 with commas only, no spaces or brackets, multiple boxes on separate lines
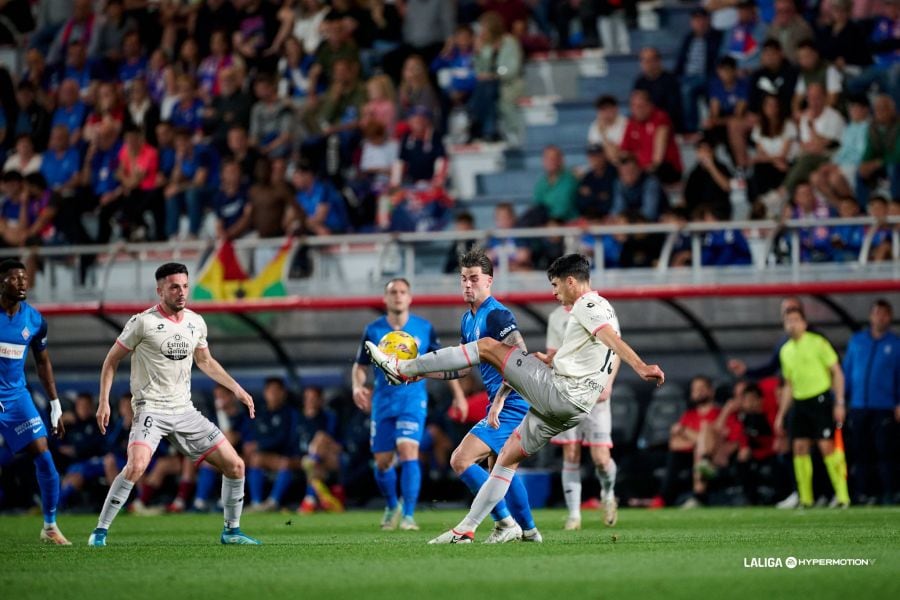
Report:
0,259,70,544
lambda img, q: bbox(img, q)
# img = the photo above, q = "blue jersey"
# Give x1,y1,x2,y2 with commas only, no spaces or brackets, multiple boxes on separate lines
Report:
0,302,48,401
355,314,440,420
459,296,530,416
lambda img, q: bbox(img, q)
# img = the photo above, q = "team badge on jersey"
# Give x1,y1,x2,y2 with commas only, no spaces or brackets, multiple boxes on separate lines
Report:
21,327,30,340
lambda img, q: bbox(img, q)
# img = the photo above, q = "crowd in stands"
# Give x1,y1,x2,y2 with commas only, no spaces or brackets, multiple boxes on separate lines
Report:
0,0,894,277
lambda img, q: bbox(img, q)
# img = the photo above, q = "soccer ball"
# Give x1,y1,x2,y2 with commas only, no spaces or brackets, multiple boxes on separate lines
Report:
378,331,418,360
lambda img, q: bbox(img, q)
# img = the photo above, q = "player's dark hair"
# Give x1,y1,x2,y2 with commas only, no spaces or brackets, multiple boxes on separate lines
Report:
546,253,591,283
873,298,893,314
155,262,188,282
743,382,762,398
459,247,493,277
384,278,410,292
783,306,806,321
0,259,25,277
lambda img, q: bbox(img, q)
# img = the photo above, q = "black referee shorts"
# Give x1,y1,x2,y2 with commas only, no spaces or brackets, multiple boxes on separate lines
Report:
791,392,836,440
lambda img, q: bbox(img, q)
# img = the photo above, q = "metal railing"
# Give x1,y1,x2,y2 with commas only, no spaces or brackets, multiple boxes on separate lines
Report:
2,216,897,301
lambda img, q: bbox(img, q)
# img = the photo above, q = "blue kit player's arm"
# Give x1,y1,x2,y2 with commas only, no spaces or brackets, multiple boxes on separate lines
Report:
352,327,375,412
31,318,64,438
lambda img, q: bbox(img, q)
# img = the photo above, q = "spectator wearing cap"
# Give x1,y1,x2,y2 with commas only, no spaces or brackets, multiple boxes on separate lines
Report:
634,47,685,133
531,145,579,224
847,0,900,109
575,144,617,220
468,11,524,144
587,95,627,165
810,95,871,205
766,0,814,64
611,153,667,222
684,137,733,220
674,8,723,136
620,89,683,185
289,159,350,236
857,95,900,203
719,0,768,72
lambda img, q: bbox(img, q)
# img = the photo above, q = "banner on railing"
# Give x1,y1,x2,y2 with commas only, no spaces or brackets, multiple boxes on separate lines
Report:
191,240,291,301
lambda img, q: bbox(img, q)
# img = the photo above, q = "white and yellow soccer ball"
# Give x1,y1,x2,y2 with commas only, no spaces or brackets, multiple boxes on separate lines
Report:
377,331,419,360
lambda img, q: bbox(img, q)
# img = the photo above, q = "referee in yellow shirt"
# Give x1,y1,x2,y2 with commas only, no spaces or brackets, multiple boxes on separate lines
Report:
774,307,850,508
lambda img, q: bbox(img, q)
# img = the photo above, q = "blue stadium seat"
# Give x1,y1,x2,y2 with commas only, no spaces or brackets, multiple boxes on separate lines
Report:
637,384,686,450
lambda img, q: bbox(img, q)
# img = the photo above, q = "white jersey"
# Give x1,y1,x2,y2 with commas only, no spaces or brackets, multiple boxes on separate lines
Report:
545,304,569,352
116,304,208,415
551,292,620,412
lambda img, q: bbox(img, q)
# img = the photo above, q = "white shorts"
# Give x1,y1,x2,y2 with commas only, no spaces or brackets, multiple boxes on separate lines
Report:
550,399,612,447
129,409,225,465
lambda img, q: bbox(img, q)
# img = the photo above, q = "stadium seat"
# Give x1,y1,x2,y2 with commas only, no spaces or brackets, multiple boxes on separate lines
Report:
637,384,686,450
610,386,640,447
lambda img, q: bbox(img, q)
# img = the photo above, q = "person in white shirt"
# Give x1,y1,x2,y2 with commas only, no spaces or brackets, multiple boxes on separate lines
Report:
3,135,43,176
587,95,627,165
366,253,664,544
782,82,846,194
88,263,260,547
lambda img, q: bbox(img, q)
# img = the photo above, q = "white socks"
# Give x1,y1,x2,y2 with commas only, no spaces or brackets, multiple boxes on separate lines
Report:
456,464,515,533
97,473,135,530
597,459,617,501
223,477,245,529
562,461,582,518
400,341,480,377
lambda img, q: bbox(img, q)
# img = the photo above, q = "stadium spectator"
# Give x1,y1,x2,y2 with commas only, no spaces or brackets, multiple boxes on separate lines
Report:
296,386,344,513
124,79,160,146
395,106,446,186
829,196,865,261
108,124,161,243
289,159,350,235
206,67,253,149
611,154,667,222
695,205,753,265
486,202,532,271
361,75,398,139
194,0,240,58
308,16,361,97
587,95,627,165
775,306,850,509
231,155,292,246
224,124,262,185
117,31,147,90
846,0,900,109
164,128,209,240
197,30,244,102
249,72,294,160
46,0,97,67
4,134,42,175
468,11,525,144
782,83,846,195
51,79,86,145
844,299,900,505
530,145,579,224
30,0,70,56
684,137,733,220
301,58,365,172
289,0,330,56
809,95,871,205
674,8,723,136
355,120,398,214
857,95,900,204
748,39,798,119
633,47,685,134
13,81,51,151
213,158,250,241
88,0,135,65
750,94,797,206
554,0,601,49
621,90,683,185
40,125,80,199
815,0,872,77
765,0,814,64
82,120,122,215
398,54,442,124
430,24,478,110
401,0,456,64
792,40,843,116
720,0,767,72
145,48,173,106
703,56,749,160
83,82,125,146
787,181,836,263
51,40,92,96
277,36,316,109
58,393,106,508
167,74,204,134
864,196,894,262
233,0,281,74
246,377,301,511
443,211,478,273
576,144,617,219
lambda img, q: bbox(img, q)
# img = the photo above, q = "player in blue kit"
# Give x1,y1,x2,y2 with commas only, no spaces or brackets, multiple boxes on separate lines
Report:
0,259,70,544
352,278,466,531
443,248,541,543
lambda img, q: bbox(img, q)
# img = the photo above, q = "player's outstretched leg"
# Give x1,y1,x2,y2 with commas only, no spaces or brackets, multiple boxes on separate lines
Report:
366,340,482,385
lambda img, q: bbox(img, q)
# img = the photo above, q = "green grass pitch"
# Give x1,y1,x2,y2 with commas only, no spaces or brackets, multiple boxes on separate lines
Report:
2,508,898,599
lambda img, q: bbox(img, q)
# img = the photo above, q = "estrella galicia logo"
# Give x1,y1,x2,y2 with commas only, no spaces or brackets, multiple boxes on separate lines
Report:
160,334,191,360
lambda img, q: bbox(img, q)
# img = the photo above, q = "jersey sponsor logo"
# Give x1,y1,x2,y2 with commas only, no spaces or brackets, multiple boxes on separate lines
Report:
160,334,191,360
13,416,43,435
498,324,517,338
0,341,27,359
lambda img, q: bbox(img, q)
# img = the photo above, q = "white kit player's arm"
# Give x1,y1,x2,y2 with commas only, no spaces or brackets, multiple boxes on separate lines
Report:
97,342,131,435
593,326,665,386
194,347,255,418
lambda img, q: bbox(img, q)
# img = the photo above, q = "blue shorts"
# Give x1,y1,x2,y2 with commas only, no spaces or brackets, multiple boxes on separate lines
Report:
470,404,528,454
0,392,48,454
65,456,107,479
370,411,426,454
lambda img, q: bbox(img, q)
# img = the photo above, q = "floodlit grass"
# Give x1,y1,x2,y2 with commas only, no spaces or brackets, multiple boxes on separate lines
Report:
1,507,898,599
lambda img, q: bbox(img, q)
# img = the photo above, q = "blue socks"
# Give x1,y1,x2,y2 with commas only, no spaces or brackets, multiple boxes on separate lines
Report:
460,464,512,522
33,450,59,525
195,465,218,503
269,469,292,504
505,473,536,530
247,467,264,504
374,466,399,510
399,459,420,518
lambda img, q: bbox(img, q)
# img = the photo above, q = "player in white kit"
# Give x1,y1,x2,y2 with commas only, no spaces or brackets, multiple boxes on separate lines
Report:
366,254,664,543
88,263,260,546
547,304,620,530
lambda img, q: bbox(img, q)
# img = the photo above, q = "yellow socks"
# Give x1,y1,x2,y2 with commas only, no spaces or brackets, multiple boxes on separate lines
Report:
793,454,814,507
824,451,851,506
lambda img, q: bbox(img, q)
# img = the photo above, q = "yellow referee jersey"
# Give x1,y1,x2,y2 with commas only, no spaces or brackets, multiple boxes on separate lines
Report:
779,332,838,400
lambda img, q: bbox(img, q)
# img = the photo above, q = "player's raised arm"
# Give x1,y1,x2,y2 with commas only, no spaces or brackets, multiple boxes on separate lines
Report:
98,342,131,434
593,326,665,386
193,346,255,418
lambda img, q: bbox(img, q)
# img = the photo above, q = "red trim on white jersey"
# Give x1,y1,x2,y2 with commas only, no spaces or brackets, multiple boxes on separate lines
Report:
156,303,184,324
115,339,132,352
